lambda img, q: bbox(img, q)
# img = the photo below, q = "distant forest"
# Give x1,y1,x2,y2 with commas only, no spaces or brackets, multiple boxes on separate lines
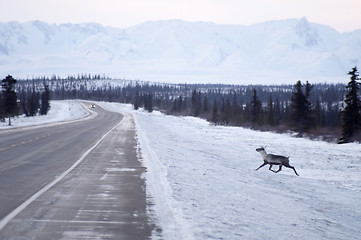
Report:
1,73,352,141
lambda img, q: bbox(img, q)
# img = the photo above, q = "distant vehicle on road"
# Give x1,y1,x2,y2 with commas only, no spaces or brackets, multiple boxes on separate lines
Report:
90,104,96,109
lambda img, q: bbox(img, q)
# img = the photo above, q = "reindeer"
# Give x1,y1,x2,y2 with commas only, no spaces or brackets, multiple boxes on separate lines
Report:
255,147,299,176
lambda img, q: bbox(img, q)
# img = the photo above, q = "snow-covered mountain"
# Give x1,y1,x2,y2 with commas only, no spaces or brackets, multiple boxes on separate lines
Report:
0,18,360,84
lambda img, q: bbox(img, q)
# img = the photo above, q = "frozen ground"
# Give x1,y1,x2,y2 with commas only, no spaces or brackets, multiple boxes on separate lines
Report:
0,100,89,129
3,101,360,239
100,102,361,240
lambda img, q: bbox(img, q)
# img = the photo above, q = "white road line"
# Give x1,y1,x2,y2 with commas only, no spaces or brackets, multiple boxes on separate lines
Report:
100,172,109,180
0,116,123,231
33,219,138,225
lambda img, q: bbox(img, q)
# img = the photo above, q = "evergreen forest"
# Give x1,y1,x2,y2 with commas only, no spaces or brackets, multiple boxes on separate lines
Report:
1,70,360,142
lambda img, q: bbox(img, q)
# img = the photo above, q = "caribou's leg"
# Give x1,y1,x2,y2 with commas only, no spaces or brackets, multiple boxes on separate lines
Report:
269,164,281,173
256,162,267,171
269,164,275,172
284,163,300,176
292,167,299,176
287,166,299,176
274,165,282,173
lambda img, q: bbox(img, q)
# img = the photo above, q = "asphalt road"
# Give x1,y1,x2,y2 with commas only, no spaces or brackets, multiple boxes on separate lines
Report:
0,102,155,239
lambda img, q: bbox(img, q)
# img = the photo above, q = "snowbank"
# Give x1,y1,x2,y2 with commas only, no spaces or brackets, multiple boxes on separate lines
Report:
0,100,89,129
99,102,361,240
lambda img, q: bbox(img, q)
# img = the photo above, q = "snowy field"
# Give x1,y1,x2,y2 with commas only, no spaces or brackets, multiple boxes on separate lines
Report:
2,101,360,239
100,102,361,240
0,100,89,129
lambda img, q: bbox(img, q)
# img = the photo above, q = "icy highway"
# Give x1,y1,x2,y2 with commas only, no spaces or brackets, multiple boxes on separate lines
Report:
0,103,154,239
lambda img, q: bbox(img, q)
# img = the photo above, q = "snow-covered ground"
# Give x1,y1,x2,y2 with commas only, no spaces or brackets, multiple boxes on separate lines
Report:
3,101,360,239
0,100,89,129
100,102,361,240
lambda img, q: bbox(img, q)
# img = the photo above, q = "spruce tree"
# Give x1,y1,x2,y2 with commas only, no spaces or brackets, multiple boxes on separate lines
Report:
274,98,281,125
134,90,140,110
1,75,18,125
251,89,262,125
40,83,51,115
290,80,313,134
340,67,361,143
191,90,201,117
211,99,218,124
178,96,184,113
305,81,314,128
27,90,39,116
268,94,274,126
145,93,153,113
20,89,29,116
224,97,231,125
203,95,208,113
0,91,4,121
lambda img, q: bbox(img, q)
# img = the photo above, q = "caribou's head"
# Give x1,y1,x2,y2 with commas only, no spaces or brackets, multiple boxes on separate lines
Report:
256,147,265,153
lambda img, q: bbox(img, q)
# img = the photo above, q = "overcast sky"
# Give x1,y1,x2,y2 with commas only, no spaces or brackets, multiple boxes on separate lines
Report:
0,0,360,32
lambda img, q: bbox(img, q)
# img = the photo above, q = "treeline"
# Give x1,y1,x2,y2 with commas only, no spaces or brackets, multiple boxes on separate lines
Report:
1,75,51,125
9,74,351,140
4,68,361,142
169,82,344,132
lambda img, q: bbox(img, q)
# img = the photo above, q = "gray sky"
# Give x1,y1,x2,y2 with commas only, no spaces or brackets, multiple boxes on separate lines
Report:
0,0,360,32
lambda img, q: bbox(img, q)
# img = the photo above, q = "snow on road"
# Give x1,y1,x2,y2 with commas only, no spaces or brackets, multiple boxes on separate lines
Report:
100,102,361,240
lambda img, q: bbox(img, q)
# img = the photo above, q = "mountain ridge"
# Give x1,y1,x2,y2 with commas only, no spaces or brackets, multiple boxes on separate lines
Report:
0,18,360,84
